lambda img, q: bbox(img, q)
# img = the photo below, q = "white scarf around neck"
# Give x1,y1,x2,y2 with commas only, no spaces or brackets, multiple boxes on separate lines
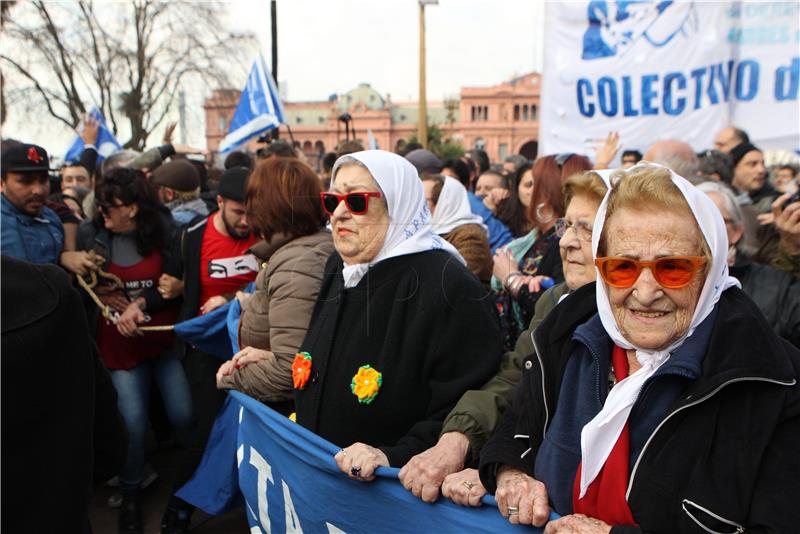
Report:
579,163,739,498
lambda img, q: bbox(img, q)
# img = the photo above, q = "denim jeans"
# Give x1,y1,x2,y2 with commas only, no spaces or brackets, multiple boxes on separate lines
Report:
110,350,193,495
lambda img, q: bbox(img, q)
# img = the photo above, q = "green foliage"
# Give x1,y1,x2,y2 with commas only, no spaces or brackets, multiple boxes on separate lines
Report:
405,123,464,160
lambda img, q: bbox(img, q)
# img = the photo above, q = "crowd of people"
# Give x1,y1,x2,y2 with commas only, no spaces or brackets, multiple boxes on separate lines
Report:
2,117,799,534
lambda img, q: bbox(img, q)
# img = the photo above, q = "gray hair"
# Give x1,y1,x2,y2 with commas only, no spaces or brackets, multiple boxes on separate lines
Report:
696,181,743,228
696,180,759,258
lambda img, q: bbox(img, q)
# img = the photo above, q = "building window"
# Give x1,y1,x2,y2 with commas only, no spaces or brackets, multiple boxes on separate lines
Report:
218,115,227,132
318,116,325,124
530,104,538,121
295,116,303,124
522,105,529,121
471,105,489,122
513,105,520,121
499,143,508,161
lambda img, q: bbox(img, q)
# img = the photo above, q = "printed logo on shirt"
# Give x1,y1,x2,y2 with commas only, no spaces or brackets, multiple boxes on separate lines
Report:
207,254,259,279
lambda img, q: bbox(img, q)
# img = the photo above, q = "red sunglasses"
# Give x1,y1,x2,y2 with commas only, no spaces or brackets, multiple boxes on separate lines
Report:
320,191,382,215
595,256,706,289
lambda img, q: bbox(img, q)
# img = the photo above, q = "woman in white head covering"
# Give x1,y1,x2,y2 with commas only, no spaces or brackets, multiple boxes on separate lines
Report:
478,163,800,532
421,174,493,286
294,150,503,483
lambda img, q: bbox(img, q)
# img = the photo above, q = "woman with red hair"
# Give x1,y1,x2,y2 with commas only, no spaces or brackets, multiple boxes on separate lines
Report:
492,153,593,350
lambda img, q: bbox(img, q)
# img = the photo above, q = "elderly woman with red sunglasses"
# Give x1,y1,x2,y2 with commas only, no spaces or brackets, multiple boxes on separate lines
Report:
294,150,502,483
478,163,800,533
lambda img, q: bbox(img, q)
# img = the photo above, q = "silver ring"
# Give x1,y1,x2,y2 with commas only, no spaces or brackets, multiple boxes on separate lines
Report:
507,506,519,515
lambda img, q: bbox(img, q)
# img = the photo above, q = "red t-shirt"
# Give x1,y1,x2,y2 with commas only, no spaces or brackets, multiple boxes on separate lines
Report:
96,250,177,370
198,213,258,313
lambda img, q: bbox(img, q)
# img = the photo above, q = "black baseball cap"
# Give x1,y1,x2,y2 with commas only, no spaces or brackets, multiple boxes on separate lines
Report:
1,143,52,173
217,166,250,202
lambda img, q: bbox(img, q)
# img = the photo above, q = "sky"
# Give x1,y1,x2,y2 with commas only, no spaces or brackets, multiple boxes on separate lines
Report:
2,0,545,156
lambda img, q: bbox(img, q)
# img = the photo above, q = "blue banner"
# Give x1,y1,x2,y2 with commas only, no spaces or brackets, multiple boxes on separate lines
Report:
63,108,122,164
175,284,553,532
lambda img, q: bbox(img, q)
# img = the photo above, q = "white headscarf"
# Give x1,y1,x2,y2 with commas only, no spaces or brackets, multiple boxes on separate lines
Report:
330,150,466,288
430,176,487,236
578,163,740,498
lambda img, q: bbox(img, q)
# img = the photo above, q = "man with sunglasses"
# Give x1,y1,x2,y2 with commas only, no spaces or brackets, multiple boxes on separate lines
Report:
160,165,258,533
1,142,65,265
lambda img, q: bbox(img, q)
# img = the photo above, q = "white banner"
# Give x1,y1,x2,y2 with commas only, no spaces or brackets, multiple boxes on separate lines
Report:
539,1,800,160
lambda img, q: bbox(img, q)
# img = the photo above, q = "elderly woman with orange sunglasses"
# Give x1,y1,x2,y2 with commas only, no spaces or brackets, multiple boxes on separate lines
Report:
478,163,800,533
294,150,502,483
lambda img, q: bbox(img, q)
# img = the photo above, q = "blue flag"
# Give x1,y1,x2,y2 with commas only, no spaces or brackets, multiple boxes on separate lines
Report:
219,54,286,153
173,283,253,360
63,108,122,164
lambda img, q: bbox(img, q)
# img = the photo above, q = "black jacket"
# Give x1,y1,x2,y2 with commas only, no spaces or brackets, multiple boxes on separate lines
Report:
732,257,800,347
1,257,127,534
176,216,208,325
296,250,503,467
480,283,800,533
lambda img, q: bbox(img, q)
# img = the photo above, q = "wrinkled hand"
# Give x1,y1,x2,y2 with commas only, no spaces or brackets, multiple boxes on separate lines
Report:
398,432,470,502
216,360,237,388
60,250,102,276
162,122,177,145
543,514,611,534
594,131,620,170
442,468,486,507
78,114,100,146
116,300,145,337
773,193,800,255
495,466,550,526
334,443,389,482
493,248,519,284
158,273,183,300
232,346,273,369
200,294,228,315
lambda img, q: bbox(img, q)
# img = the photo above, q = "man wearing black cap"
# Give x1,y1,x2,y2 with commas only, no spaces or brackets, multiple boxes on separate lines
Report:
1,143,65,264
152,159,210,226
158,166,258,533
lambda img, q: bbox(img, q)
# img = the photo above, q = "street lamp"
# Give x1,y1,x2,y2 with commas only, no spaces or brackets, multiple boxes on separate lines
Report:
418,0,438,149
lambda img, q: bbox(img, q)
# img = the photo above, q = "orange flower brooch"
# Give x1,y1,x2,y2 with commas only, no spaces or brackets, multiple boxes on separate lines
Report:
292,352,312,390
351,365,382,405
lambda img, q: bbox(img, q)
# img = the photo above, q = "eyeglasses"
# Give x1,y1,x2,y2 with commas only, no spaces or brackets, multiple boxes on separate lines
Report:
555,218,593,241
594,256,707,289
320,191,382,215
97,200,128,212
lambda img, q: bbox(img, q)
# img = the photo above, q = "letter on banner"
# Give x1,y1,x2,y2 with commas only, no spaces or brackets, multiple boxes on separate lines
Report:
775,58,799,101
249,448,274,533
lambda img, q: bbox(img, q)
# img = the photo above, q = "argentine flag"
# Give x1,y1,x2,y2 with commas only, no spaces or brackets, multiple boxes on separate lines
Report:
219,54,286,153
64,108,122,164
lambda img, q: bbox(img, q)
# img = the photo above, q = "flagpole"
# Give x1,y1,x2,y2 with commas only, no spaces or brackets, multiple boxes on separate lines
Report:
271,0,279,141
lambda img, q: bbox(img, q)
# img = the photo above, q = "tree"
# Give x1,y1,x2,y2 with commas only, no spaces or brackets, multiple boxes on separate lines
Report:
406,123,464,160
1,1,255,149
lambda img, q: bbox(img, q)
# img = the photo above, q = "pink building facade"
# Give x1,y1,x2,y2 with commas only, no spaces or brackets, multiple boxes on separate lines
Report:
204,72,540,164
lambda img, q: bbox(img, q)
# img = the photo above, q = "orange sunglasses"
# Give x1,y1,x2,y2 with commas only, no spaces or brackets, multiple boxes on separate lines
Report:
595,256,707,289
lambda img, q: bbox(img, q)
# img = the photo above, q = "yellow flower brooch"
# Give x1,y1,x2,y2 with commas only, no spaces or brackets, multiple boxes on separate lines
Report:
292,352,313,390
351,365,382,405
